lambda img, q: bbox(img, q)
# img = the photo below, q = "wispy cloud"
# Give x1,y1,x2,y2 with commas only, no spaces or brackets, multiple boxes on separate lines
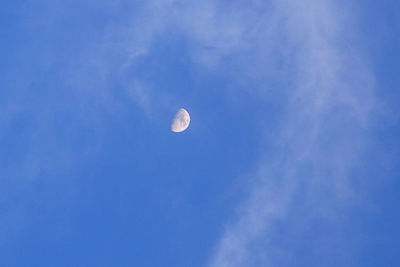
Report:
98,2,375,264
202,1,375,266
0,0,376,264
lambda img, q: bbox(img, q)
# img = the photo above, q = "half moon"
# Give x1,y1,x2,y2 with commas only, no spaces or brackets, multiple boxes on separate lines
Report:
171,108,190,133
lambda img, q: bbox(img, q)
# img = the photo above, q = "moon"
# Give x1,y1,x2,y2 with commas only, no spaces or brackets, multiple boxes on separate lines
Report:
171,108,190,133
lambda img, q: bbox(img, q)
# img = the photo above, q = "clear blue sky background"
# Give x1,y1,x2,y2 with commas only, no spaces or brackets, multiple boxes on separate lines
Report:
0,0,399,266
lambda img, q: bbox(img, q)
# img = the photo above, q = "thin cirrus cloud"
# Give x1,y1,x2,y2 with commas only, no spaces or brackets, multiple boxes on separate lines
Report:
205,1,375,266
0,0,377,265
113,1,375,265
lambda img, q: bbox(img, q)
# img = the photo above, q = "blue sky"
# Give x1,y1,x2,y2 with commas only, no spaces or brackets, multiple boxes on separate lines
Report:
1,0,399,266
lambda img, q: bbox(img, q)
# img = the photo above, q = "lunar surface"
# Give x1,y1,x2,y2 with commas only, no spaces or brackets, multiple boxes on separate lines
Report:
171,108,190,133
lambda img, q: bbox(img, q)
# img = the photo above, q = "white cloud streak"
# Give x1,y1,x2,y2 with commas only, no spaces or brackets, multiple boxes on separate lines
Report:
109,1,375,264
201,1,375,266
0,0,375,264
